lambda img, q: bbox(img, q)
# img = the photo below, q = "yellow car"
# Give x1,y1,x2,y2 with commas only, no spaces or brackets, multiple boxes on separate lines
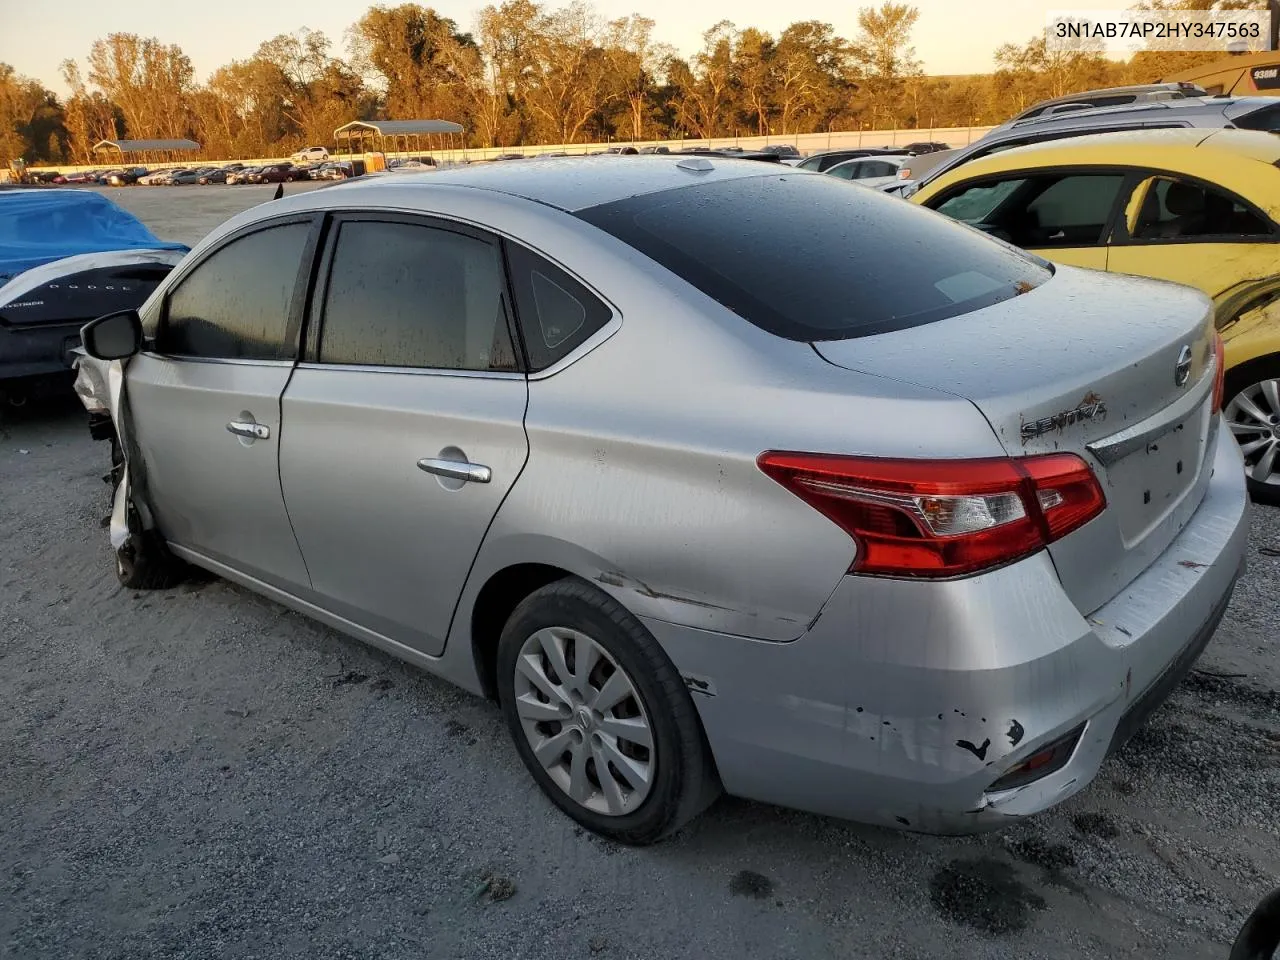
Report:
912,128,1280,500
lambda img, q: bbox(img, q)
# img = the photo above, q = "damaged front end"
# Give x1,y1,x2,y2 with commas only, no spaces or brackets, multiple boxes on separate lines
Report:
72,348,149,552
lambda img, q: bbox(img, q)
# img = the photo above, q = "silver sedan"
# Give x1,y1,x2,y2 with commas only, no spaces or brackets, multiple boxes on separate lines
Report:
77,156,1248,844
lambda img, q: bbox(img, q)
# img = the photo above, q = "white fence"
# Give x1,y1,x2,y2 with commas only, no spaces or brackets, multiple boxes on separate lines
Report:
25,124,997,174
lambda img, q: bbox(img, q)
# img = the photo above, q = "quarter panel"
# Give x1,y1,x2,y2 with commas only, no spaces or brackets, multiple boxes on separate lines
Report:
452,254,1010,645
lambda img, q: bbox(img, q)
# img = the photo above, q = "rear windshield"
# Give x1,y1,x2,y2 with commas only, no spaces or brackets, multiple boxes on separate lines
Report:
575,173,1051,341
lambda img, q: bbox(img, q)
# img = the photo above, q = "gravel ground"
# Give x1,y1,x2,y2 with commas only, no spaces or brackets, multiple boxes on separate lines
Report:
1,187,1278,960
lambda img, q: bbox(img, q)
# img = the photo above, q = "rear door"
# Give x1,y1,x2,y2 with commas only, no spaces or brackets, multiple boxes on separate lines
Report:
126,216,317,591
279,214,529,657
925,169,1128,270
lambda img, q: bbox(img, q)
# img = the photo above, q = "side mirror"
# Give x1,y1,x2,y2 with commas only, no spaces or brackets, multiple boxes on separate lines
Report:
81,309,143,360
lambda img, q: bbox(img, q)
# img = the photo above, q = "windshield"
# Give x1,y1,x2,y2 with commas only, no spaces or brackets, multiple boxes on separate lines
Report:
576,173,1051,341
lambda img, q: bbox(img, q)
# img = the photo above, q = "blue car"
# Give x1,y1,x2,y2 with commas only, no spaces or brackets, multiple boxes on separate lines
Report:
0,189,187,403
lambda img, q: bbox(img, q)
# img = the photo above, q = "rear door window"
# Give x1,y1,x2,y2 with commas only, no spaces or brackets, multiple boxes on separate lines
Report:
576,173,1050,341
316,219,517,371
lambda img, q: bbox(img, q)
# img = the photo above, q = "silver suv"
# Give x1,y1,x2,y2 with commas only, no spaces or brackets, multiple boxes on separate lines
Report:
891,95,1280,197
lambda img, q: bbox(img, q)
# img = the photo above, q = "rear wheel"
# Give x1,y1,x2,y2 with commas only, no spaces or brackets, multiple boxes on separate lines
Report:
1223,357,1280,505
496,578,720,845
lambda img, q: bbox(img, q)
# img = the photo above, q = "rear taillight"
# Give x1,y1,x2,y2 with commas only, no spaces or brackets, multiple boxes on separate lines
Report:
757,451,1106,578
1211,332,1225,415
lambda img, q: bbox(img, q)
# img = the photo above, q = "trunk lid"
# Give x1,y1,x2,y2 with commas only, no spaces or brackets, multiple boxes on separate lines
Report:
814,266,1219,614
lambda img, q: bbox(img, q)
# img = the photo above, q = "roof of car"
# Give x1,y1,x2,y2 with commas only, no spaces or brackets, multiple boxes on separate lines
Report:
957,126,1280,164
919,128,1280,214
304,154,791,212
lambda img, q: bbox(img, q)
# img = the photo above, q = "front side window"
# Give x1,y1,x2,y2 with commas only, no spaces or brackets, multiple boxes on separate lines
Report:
1130,176,1273,240
1024,173,1126,245
828,162,861,180
933,178,1027,223
318,219,517,372
158,221,310,359
932,173,1124,248
576,173,1051,342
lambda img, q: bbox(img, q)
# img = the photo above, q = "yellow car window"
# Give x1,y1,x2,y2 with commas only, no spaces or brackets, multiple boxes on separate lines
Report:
1131,177,1272,241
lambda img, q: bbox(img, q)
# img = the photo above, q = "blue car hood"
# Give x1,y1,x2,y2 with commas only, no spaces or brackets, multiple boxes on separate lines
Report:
0,189,188,285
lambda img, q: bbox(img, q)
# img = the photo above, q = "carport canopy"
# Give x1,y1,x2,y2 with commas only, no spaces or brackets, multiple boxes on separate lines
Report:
333,120,465,159
92,139,202,165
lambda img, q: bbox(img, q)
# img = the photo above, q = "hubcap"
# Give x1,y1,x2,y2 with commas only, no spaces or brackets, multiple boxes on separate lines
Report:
512,626,654,816
1225,378,1280,487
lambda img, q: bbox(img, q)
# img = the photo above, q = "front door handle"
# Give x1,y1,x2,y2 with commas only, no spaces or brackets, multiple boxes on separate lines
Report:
417,458,491,484
227,420,270,440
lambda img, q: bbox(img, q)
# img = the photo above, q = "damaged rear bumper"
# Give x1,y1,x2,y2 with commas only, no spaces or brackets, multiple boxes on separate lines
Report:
642,424,1249,833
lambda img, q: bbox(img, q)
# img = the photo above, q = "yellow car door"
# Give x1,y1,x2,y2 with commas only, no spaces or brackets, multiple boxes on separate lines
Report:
1105,173,1277,308
923,171,1128,271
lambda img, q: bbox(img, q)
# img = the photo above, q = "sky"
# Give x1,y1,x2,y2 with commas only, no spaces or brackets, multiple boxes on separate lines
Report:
1,0,1131,95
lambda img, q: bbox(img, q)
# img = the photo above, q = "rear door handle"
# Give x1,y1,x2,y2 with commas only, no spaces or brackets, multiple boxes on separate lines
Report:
417,458,491,483
227,420,270,440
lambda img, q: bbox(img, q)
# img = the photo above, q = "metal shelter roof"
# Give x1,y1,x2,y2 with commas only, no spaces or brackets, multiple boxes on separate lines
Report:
92,139,202,153
334,120,464,138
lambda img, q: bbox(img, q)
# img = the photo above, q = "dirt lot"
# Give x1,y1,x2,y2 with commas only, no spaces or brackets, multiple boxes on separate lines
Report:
2,186,1278,959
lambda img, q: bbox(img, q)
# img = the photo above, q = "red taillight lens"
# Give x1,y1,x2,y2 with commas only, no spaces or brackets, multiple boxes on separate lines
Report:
757,451,1106,578
1211,332,1225,415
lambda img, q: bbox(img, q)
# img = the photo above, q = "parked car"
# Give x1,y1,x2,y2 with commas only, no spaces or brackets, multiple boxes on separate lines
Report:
889,94,1280,198
912,127,1280,499
1000,82,1209,129
824,154,908,188
198,166,243,184
256,163,308,183
292,146,330,163
30,170,61,183
169,168,211,185
312,161,353,180
760,144,800,157
901,141,951,154
61,170,100,184
106,167,149,186
75,157,1246,844
637,146,670,154
0,189,187,404
137,169,176,185
95,169,124,185
794,148,909,173
226,166,261,185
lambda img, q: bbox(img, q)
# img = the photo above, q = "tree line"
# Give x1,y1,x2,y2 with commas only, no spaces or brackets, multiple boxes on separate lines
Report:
0,0,1261,165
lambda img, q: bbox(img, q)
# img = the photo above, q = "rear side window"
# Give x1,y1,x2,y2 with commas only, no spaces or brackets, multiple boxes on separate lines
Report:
160,221,309,359
506,243,611,370
1234,103,1280,133
318,219,517,371
576,174,1051,341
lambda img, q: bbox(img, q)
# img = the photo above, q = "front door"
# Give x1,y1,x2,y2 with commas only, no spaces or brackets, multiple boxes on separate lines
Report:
280,215,530,657
126,218,315,591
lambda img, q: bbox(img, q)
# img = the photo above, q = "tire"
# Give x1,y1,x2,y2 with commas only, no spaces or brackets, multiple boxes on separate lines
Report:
1222,356,1280,505
115,529,187,590
496,577,720,845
